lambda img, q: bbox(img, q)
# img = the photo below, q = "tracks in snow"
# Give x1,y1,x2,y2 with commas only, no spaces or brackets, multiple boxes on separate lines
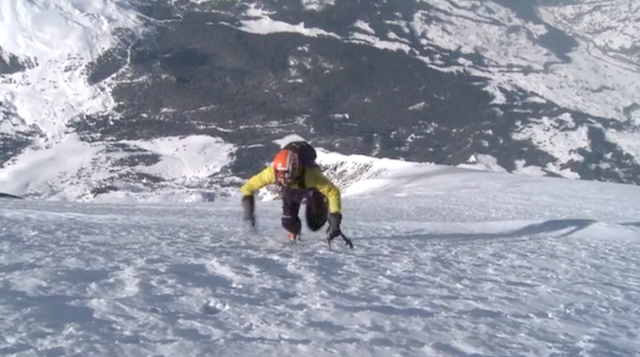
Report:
1,202,639,357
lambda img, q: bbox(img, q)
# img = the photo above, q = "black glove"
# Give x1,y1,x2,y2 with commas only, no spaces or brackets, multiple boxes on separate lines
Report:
327,212,342,240
241,195,255,227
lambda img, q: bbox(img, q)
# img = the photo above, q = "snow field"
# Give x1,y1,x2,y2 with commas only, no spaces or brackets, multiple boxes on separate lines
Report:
0,0,143,139
1,165,640,356
0,134,237,201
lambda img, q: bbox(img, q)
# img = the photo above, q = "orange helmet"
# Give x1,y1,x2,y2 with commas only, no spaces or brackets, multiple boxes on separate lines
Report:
272,149,301,186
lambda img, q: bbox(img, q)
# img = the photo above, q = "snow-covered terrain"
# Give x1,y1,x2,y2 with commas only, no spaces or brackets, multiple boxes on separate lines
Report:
2,0,640,199
0,132,388,201
229,0,640,169
0,134,237,202
0,0,143,139
2,160,640,356
540,1,640,74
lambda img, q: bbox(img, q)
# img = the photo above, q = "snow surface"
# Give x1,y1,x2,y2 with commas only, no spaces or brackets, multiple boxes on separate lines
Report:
0,133,105,200
0,134,237,201
411,1,640,124
301,0,336,12
539,1,640,72
456,153,508,174
0,0,143,141
118,135,237,183
2,162,640,356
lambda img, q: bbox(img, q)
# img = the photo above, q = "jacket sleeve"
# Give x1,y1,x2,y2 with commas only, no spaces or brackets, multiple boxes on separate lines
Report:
240,166,275,197
304,168,341,213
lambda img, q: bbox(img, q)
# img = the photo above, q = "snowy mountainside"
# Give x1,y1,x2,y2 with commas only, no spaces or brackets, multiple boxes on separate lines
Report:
231,0,640,122
0,134,239,202
1,159,640,356
0,133,401,202
540,1,640,74
0,0,144,139
165,0,640,183
0,0,147,188
254,134,399,200
2,0,640,201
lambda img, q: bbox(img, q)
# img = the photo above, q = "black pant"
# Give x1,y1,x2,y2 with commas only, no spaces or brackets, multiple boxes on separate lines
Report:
281,188,328,234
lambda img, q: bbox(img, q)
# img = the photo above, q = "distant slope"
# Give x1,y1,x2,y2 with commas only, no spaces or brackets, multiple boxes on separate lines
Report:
0,0,144,140
2,0,640,202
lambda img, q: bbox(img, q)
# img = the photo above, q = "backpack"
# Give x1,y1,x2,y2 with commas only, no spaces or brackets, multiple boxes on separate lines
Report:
281,141,319,189
283,141,318,168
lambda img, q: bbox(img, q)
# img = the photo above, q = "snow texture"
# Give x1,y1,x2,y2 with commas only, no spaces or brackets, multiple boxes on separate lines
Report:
1,161,640,356
0,132,397,202
301,0,336,12
0,134,237,202
0,0,143,140
0,133,105,200
118,136,237,183
255,134,406,201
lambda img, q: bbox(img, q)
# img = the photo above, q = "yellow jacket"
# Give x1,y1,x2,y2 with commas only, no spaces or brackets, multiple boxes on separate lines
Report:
240,166,341,213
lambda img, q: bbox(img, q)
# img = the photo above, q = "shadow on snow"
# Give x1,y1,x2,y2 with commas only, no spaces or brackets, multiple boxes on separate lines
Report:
361,218,606,242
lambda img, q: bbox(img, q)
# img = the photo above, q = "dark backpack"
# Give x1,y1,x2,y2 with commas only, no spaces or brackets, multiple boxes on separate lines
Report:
283,141,318,168
281,141,319,189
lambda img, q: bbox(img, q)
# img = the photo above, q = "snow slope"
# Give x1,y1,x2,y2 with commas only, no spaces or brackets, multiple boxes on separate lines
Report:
228,1,640,168
230,2,640,123
2,0,639,198
1,163,639,356
0,134,237,202
0,0,143,140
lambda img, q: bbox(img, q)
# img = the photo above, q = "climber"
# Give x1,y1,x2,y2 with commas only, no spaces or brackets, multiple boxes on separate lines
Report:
239,141,343,242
